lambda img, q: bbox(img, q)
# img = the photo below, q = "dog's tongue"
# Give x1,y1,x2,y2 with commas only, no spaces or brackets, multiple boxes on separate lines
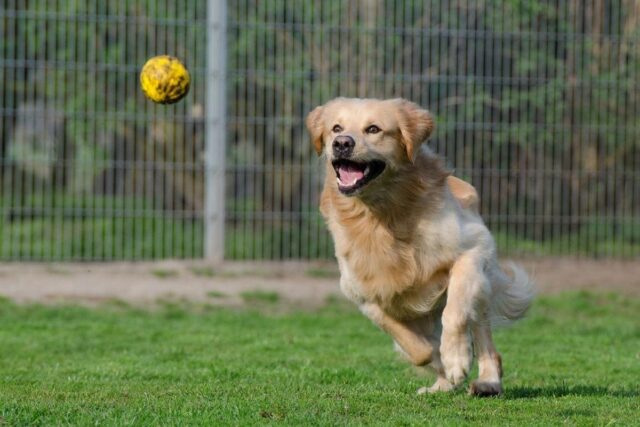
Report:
338,164,364,186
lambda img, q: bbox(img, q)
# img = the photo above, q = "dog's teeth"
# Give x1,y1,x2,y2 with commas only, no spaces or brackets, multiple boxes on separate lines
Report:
364,166,370,175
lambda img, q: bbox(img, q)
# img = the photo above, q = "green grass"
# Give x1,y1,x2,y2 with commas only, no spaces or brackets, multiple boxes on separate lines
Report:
0,217,204,260
492,220,640,258
0,193,205,260
205,290,227,298
240,290,281,304
2,192,639,260
190,266,218,277
151,269,180,279
305,266,341,279
0,292,639,425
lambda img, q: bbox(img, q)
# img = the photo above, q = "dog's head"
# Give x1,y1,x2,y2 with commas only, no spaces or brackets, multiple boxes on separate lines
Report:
306,98,435,196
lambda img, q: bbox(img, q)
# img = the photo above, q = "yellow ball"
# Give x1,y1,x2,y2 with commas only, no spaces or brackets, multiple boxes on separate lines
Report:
140,55,190,104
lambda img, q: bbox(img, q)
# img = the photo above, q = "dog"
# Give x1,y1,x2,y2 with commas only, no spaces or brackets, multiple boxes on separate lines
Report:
306,98,534,396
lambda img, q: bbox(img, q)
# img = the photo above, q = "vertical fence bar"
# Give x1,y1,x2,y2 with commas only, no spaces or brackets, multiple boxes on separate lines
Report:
204,0,227,262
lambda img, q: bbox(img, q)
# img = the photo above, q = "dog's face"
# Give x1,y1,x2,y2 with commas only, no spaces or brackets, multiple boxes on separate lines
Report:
306,98,435,196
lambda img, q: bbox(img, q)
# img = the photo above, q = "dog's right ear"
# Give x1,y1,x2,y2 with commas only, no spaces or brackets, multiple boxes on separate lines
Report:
306,105,325,155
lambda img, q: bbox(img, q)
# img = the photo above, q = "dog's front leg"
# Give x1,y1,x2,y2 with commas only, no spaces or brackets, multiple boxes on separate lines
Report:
360,303,433,366
441,250,490,386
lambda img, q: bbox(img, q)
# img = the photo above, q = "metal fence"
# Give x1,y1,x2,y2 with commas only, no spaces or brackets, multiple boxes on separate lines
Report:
1,0,639,261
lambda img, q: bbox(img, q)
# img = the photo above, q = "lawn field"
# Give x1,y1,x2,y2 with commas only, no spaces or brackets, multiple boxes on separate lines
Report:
0,292,639,426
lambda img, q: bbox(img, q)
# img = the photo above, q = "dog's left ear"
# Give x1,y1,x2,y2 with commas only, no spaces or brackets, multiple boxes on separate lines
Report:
306,105,325,155
393,99,435,162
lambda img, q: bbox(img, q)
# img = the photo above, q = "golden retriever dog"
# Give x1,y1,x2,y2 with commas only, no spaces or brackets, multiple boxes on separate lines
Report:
306,98,534,396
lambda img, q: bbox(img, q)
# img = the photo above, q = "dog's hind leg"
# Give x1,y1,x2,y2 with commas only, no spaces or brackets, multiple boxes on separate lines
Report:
469,321,503,396
360,303,434,366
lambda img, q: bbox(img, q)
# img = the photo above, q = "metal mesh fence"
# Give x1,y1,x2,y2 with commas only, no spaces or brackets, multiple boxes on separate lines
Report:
1,0,639,261
1,1,207,260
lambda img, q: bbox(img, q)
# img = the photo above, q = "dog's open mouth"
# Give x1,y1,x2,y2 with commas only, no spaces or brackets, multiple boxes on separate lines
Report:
332,159,386,195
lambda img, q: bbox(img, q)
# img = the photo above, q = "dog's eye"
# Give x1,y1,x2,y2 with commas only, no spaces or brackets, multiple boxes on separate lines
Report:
365,125,381,134
332,124,343,133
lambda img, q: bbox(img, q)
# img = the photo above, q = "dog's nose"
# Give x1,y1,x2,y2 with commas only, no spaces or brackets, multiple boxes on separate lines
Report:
332,135,355,157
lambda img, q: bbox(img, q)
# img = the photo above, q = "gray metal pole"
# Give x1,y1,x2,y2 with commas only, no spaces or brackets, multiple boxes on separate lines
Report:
204,0,227,262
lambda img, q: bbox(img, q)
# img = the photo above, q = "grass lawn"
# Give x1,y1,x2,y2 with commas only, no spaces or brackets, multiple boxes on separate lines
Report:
2,191,639,260
0,292,639,426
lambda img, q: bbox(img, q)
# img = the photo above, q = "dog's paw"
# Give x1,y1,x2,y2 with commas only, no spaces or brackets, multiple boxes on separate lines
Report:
444,363,468,386
469,380,502,397
417,377,455,395
440,333,472,386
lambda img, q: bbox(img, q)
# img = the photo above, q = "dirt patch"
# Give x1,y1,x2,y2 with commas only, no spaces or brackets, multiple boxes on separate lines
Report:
518,257,640,296
0,258,638,307
0,260,341,308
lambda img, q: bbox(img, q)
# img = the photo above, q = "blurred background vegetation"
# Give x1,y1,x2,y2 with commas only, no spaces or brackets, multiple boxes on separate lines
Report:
1,0,639,260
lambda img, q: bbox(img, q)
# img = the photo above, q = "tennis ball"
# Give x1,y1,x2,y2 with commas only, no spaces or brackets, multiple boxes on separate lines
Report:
140,55,190,104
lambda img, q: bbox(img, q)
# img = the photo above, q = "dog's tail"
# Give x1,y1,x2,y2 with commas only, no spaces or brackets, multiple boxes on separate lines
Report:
488,262,535,327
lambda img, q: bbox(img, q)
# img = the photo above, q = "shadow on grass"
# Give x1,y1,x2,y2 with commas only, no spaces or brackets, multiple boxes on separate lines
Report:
506,384,640,399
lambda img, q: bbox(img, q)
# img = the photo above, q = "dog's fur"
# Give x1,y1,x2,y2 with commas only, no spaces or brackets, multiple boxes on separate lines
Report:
306,98,534,396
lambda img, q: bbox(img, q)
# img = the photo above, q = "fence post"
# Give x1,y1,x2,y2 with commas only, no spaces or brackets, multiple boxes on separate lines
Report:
204,0,227,262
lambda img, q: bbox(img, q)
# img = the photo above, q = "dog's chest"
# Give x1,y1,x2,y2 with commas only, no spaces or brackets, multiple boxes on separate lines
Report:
331,205,460,315
333,218,411,290
334,221,453,306
337,251,450,318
